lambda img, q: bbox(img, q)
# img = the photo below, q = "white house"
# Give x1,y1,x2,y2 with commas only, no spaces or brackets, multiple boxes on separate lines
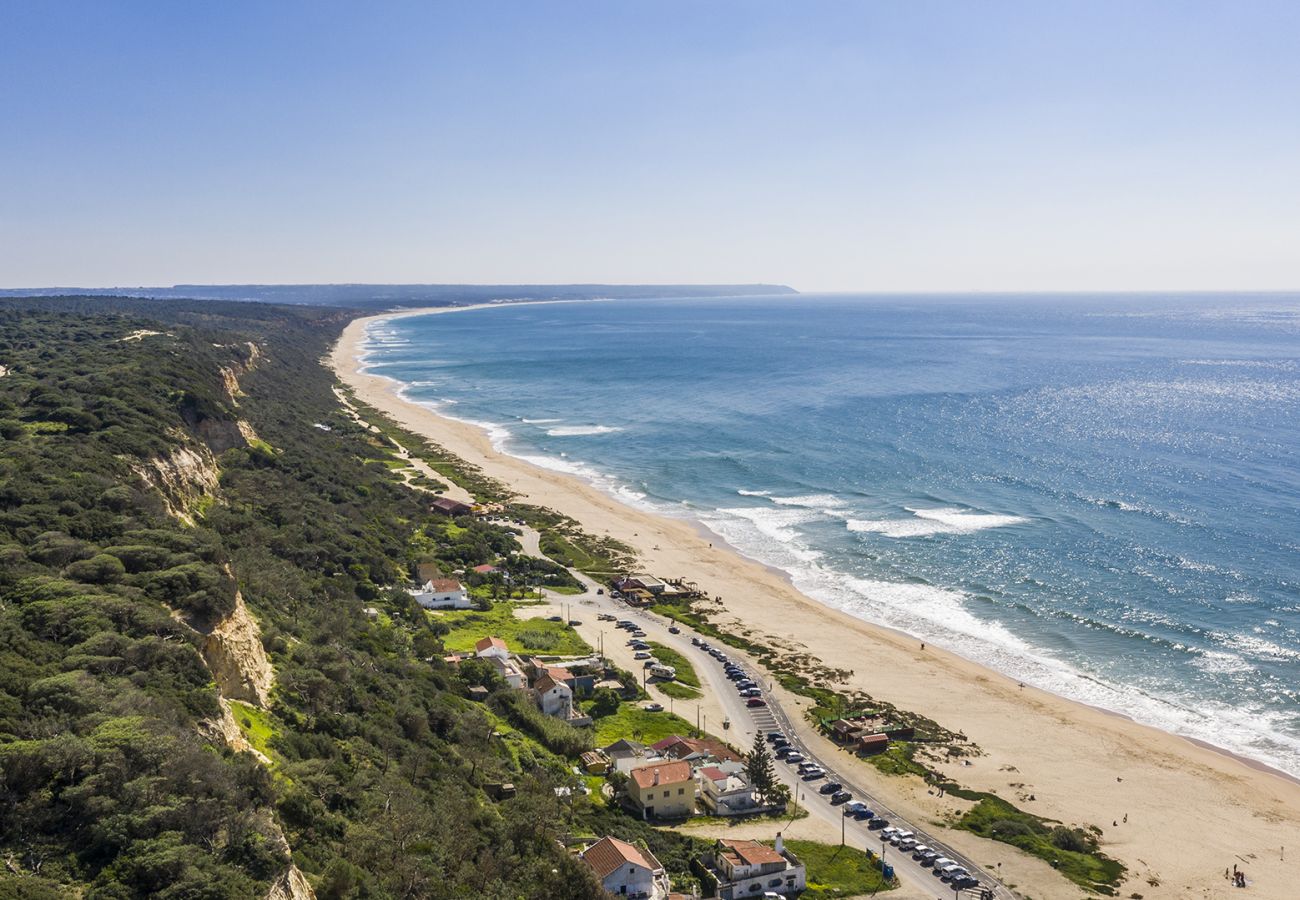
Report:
697,765,762,816
474,636,510,660
411,578,470,609
579,836,670,899
534,673,574,718
709,836,805,899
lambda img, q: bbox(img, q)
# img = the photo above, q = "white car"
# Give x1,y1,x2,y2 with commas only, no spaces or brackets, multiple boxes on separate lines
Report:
891,830,914,845
897,838,917,851
880,827,900,841
633,651,651,660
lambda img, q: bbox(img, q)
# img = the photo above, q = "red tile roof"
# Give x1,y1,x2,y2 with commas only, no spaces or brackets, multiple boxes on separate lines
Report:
475,636,507,653
581,836,660,880
629,760,692,790
718,839,785,868
698,766,728,782
472,564,498,573
427,578,463,592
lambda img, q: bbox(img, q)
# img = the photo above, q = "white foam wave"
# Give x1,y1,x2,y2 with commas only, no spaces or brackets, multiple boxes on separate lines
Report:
770,493,847,508
546,424,623,436
522,417,562,424
737,488,772,497
847,507,1028,538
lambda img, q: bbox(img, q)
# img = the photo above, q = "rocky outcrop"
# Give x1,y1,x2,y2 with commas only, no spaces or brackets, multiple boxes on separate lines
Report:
265,864,316,900
133,444,220,526
202,590,274,707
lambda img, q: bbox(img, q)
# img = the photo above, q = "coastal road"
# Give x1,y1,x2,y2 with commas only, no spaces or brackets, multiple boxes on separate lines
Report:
531,574,1013,900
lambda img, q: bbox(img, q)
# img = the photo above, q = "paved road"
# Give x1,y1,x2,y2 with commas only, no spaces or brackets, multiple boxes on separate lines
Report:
535,575,1013,900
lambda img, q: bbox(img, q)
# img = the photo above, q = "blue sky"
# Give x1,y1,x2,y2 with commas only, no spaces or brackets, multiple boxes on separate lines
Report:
2,1,1298,291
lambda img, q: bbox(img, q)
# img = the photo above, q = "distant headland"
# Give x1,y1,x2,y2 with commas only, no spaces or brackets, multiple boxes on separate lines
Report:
0,282,798,310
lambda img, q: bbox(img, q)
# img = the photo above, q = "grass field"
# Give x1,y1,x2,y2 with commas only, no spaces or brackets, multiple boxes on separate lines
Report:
657,680,702,700
435,602,593,655
786,839,895,895
590,703,698,747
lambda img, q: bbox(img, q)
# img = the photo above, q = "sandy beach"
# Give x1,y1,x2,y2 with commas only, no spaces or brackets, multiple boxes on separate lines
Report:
332,306,1300,900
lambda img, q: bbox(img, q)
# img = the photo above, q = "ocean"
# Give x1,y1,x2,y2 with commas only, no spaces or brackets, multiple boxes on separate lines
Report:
360,294,1300,777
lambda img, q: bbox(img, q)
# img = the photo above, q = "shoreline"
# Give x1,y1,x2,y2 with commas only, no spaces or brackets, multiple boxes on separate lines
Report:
332,304,1300,899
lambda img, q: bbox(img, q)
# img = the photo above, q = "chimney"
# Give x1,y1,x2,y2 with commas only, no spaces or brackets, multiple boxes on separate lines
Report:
775,832,784,855
653,768,660,786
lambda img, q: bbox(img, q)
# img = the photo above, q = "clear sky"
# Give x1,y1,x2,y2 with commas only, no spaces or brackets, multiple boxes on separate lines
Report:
2,1,1298,291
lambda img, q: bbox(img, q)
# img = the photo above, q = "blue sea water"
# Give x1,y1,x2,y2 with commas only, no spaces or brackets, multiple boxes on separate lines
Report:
361,294,1300,776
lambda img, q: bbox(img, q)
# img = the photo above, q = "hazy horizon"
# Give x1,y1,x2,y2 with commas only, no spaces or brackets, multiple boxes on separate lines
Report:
3,1,1299,291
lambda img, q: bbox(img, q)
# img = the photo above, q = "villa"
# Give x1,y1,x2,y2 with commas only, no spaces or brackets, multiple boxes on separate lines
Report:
410,577,470,609
697,764,763,817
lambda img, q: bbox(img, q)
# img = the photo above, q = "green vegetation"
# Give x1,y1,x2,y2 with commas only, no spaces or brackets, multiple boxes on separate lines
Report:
515,504,634,577
645,642,700,688
786,840,896,895
436,602,593,655
589,704,699,747
958,796,1125,894
656,680,702,700
867,742,930,778
228,699,278,763
0,297,603,898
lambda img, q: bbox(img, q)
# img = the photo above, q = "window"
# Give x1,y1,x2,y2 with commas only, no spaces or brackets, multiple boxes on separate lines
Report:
678,788,685,795
769,877,783,887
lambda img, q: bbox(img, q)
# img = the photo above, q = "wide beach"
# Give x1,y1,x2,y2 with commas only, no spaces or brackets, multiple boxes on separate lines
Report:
333,306,1300,900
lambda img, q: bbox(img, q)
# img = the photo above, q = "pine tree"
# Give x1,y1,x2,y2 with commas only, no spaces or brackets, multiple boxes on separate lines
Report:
746,731,777,800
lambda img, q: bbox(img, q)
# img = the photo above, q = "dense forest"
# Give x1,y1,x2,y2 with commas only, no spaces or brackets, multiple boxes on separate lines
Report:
0,297,606,898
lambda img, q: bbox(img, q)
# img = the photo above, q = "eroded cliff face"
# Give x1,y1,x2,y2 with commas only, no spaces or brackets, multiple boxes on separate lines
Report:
265,865,316,900
132,443,220,526
202,589,275,708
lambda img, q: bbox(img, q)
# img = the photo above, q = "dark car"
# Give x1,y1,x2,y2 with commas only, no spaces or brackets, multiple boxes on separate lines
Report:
818,781,842,795
746,697,767,707
568,619,581,626
547,615,563,622
691,636,702,646
774,746,793,759
668,625,680,634
867,817,889,829
830,791,852,804
853,807,875,820
767,730,784,742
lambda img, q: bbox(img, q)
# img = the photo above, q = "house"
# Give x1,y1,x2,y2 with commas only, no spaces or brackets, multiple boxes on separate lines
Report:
650,735,742,765
534,673,574,719
431,496,473,517
626,760,695,820
411,578,470,609
475,636,510,660
578,836,670,900
471,563,499,574
708,836,806,899
697,765,763,817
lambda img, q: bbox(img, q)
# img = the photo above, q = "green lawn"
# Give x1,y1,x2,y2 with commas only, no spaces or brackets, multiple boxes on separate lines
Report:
786,840,895,895
436,602,593,655
657,680,702,701
589,703,700,747
645,642,700,688
228,700,278,763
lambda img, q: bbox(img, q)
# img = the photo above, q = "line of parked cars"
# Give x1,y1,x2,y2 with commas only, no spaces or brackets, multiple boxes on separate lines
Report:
877,828,981,889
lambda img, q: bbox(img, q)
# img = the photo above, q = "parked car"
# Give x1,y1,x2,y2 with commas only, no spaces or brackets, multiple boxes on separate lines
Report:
830,791,852,805
891,830,914,846
819,781,842,795
880,828,899,841
691,636,702,646
802,769,825,781
867,817,888,829
930,859,954,874
774,746,793,759
632,630,647,638
766,730,784,742
740,687,761,698
597,613,615,621
783,751,804,764
634,651,651,660
642,703,664,712
547,615,563,622
746,697,767,707
568,619,581,626
668,625,680,634
911,844,931,859
919,851,940,866
596,588,604,595
843,801,864,814
897,838,917,851
853,807,875,821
